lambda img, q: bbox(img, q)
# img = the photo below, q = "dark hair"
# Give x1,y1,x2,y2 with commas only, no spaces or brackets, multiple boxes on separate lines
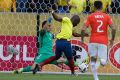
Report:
94,1,103,10
42,20,47,28
71,15,80,27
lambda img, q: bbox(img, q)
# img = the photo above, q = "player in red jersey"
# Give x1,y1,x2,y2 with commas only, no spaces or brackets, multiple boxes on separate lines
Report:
81,1,116,80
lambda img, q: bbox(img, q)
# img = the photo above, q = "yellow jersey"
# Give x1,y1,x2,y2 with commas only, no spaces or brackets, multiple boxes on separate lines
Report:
57,0,68,6
56,17,73,40
90,0,111,12
69,0,86,14
0,0,16,12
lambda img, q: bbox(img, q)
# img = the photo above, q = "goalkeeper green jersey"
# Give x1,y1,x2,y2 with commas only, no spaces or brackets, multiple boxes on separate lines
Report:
38,30,53,55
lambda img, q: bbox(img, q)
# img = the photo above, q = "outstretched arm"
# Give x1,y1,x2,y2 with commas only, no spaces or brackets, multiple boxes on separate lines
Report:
48,7,62,22
52,12,62,22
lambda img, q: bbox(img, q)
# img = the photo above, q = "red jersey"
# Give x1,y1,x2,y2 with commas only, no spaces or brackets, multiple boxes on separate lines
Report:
85,11,113,45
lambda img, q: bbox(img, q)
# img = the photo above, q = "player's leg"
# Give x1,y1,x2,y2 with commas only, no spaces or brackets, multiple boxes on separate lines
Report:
98,44,107,66
13,64,37,74
13,54,43,74
88,43,99,80
23,54,46,73
40,40,63,67
63,41,75,74
33,41,63,74
33,54,55,74
14,54,54,74
21,54,45,73
33,53,60,74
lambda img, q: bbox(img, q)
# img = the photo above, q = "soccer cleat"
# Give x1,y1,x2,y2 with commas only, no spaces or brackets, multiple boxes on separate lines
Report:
13,70,19,74
32,64,40,75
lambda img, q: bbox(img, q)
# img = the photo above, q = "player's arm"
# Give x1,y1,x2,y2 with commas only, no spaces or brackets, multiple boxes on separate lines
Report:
72,30,89,37
52,12,62,22
109,24,116,43
80,16,90,42
108,16,116,46
48,7,62,22
72,32,82,37
81,25,88,42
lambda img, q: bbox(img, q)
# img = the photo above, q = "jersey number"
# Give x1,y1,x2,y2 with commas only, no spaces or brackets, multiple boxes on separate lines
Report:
97,20,104,32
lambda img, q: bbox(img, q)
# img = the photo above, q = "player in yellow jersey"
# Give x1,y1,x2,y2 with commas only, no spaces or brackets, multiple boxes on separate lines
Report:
0,0,16,12
38,7,81,75
89,0,112,13
69,0,86,14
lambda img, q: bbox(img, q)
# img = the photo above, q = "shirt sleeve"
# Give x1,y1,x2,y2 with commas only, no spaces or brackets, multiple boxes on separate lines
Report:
108,15,113,25
84,16,90,27
62,17,71,23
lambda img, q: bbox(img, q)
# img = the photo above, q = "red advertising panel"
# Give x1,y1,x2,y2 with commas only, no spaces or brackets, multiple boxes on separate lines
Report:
0,36,37,71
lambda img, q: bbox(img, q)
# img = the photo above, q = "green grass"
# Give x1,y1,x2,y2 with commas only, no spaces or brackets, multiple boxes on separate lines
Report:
0,73,120,80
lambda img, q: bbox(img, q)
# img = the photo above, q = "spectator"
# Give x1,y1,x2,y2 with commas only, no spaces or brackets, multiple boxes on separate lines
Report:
25,0,56,13
0,0,16,12
69,0,86,14
56,0,69,13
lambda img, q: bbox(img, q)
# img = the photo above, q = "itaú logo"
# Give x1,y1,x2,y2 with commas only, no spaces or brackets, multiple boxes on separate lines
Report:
0,44,35,61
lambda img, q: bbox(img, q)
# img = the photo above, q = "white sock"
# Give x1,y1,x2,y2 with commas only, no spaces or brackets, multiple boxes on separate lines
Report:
91,62,99,80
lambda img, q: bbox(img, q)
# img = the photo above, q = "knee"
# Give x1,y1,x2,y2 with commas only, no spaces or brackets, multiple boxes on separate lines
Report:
100,59,107,66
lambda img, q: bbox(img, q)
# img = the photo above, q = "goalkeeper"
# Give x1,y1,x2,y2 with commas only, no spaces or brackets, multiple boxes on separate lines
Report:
13,18,82,74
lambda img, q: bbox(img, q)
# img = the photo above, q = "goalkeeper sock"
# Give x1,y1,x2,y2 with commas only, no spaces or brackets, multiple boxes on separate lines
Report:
91,62,99,80
22,66,32,72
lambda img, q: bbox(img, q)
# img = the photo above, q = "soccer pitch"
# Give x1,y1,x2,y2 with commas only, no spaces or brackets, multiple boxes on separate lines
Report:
0,73,120,80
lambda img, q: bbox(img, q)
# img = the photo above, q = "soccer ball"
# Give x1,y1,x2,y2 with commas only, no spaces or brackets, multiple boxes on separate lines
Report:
78,62,88,73
7,45,19,55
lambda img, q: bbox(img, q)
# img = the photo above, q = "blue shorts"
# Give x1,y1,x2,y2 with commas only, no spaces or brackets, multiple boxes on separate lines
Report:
55,39,73,60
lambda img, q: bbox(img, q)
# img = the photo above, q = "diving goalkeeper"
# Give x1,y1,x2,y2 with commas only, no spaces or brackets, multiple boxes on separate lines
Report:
13,19,81,74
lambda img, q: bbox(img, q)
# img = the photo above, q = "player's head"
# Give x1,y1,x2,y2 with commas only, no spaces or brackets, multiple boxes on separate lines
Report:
94,1,103,10
42,20,52,31
71,15,80,27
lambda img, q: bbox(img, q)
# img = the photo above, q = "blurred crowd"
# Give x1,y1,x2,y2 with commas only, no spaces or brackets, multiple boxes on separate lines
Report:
0,0,120,14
